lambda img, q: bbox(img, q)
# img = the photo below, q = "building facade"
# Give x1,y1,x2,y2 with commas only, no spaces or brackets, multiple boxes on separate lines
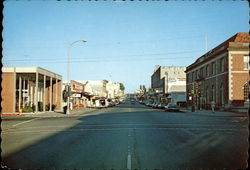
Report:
77,80,125,107
1,67,62,113
185,33,249,111
151,65,186,104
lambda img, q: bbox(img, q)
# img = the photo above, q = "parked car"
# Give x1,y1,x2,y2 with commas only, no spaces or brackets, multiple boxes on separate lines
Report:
164,103,180,112
160,103,168,109
146,102,153,107
152,102,159,108
131,99,135,104
157,103,166,109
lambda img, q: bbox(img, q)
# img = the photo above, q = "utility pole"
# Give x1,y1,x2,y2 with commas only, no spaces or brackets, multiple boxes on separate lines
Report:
205,33,208,54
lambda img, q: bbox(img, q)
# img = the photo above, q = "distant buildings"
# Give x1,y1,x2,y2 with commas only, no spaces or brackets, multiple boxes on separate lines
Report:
1,67,62,113
151,65,186,104
63,80,125,109
185,32,250,111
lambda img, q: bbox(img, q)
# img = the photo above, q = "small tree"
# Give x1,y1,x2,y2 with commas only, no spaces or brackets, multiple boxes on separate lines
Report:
120,83,125,91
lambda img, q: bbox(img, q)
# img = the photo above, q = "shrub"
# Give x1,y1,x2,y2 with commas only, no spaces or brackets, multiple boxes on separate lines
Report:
22,106,34,113
45,104,57,111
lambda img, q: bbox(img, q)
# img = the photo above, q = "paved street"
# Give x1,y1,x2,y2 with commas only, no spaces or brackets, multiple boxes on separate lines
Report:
1,101,248,170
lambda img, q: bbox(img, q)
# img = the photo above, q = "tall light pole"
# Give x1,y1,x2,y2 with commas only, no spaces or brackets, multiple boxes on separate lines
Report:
67,40,87,114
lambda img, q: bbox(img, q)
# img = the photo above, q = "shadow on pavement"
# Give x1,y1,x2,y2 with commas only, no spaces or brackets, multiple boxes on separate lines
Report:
1,103,248,169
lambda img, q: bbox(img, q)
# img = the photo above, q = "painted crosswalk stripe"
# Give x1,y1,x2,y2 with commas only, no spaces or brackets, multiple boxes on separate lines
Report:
12,118,43,127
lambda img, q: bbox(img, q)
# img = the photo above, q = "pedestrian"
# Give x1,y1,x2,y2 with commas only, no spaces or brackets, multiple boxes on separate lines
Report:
211,101,215,113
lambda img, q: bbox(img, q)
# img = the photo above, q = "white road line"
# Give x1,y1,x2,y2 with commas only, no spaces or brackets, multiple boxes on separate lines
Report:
127,152,131,170
128,128,131,136
12,118,43,127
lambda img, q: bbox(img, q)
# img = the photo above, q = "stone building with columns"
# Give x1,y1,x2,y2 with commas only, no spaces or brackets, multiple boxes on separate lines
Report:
1,67,62,113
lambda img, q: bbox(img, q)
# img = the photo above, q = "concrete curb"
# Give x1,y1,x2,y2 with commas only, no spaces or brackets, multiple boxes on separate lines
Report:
1,108,100,118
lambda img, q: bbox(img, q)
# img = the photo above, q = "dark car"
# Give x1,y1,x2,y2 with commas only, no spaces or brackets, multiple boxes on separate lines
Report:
131,99,135,104
164,103,180,112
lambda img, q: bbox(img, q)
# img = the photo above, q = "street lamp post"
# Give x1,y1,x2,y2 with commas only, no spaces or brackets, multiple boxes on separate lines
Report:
67,40,87,114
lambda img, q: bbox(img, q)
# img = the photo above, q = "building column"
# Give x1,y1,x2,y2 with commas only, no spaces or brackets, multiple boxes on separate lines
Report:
56,79,58,107
27,79,29,105
23,78,25,108
18,76,22,112
43,75,46,112
35,72,38,113
13,68,16,113
50,77,52,111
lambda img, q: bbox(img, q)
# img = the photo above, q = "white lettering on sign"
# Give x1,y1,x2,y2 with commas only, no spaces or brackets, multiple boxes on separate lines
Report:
72,94,81,97
71,82,84,92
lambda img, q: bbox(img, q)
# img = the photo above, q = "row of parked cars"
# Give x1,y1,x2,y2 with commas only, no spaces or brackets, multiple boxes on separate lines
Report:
139,101,181,112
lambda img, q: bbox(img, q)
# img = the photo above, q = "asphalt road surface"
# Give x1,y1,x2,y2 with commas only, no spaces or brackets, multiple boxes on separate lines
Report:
1,101,248,170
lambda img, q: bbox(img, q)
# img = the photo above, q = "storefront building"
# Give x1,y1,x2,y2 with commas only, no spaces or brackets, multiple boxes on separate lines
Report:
185,33,249,112
151,65,186,104
70,80,85,109
1,67,62,113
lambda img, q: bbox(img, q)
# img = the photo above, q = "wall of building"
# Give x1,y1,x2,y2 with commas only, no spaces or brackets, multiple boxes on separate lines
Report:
229,53,249,106
151,68,161,89
1,73,15,113
52,80,62,110
232,73,248,101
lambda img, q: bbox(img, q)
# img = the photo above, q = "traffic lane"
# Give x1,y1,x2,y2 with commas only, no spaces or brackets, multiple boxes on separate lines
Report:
80,106,248,131
136,105,248,128
132,127,248,169
2,103,248,169
2,126,129,169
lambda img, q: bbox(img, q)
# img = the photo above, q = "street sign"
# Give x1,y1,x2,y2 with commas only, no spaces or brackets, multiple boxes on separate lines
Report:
72,94,81,97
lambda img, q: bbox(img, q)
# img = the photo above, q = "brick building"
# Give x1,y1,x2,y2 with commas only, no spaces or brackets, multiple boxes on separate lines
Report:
1,67,62,113
185,33,249,111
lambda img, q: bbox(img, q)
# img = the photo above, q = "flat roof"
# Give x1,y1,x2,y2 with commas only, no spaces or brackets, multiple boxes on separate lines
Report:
2,66,62,80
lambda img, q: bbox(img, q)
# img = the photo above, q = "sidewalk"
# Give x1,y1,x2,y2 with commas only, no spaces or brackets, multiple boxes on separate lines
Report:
180,107,248,117
1,108,100,118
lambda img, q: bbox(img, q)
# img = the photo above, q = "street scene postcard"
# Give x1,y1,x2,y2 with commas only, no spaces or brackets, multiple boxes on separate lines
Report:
1,1,249,170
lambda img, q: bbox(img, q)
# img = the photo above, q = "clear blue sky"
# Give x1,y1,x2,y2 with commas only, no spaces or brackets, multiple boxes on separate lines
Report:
3,1,249,93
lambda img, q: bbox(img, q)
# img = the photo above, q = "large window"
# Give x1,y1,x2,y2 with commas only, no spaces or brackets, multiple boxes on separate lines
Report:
244,82,249,101
210,64,213,75
213,62,216,75
211,62,216,75
203,67,206,77
211,85,215,102
219,83,224,105
220,58,224,72
243,56,249,70
206,86,209,103
206,65,209,77
192,72,195,81
199,68,203,78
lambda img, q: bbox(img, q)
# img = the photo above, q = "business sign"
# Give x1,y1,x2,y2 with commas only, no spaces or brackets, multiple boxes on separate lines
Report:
72,94,81,98
71,80,84,93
